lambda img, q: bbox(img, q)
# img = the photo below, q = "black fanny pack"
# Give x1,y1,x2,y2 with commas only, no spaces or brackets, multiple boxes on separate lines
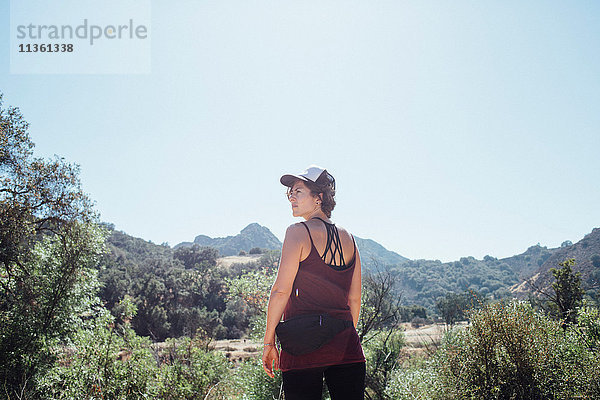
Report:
275,314,353,356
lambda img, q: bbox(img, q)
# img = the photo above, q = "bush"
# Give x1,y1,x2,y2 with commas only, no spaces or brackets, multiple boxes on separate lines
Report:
558,328,600,399
154,337,233,399
363,329,405,399
233,358,283,400
38,308,236,400
38,309,157,400
433,300,600,399
576,303,600,349
385,361,444,400
225,267,277,340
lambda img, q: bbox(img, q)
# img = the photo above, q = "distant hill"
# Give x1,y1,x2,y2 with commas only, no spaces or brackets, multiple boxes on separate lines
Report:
389,227,600,311
102,224,174,264
175,223,282,256
101,222,600,314
498,244,556,280
512,228,600,297
176,223,410,264
354,237,409,270
391,245,562,311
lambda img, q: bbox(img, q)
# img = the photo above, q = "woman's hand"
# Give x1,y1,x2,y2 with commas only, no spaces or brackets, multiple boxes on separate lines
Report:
262,345,280,378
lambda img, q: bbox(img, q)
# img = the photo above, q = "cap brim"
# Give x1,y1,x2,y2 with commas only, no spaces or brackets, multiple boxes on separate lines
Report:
280,174,308,187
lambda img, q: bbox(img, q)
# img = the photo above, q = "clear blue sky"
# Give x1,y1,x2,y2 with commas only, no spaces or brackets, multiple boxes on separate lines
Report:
2,1,599,262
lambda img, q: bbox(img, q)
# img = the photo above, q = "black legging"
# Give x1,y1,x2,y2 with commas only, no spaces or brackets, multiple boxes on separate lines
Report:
282,362,366,400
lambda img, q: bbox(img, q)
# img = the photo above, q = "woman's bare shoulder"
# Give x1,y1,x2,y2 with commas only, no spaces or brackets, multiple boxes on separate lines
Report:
282,223,312,255
283,222,309,241
285,222,307,233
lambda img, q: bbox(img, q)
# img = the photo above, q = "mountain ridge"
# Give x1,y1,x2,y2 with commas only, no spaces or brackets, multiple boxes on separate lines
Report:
174,223,600,282
110,222,600,311
175,223,410,264
174,223,282,256
511,227,600,296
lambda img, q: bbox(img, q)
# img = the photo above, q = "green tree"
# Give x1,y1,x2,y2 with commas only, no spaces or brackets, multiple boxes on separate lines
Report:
173,244,218,271
0,94,104,395
226,264,277,339
550,258,584,326
99,236,231,340
249,247,263,255
435,291,477,326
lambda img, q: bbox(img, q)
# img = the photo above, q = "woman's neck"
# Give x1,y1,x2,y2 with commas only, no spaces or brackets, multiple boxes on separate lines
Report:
303,210,329,222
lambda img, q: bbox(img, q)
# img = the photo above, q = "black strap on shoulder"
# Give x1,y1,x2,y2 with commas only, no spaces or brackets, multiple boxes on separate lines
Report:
313,217,346,268
299,221,314,248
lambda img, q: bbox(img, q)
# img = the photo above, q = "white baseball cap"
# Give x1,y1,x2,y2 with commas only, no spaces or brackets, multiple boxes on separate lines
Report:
280,164,335,188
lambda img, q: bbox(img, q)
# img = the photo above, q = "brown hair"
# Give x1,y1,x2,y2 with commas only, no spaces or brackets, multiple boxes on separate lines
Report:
287,172,336,218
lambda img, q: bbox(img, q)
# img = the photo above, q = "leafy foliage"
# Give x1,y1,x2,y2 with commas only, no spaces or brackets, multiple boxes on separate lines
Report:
385,361,443,400
38,308,156,400
173,244,218,270
1,94,104,395
435,290,482,326
153,337,233,400
225,264,277,340
232,359,283,400
100,236,231,340
574,303,600,350
351,268,410,399
390,245,557,312
362,330,405,400
39,305,236,400
100,230,281,341
528,258,587,328
433,300,600,399
550,259,584,325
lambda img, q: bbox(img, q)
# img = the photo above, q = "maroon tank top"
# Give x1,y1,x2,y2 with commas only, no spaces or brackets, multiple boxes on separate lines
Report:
279,219,366,371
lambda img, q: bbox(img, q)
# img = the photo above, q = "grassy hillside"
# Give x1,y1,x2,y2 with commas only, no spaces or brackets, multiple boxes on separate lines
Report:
513,227,600,300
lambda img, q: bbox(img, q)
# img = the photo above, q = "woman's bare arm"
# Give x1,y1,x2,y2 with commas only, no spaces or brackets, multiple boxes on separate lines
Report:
347,245,362,328
263,224,305,341
262,224,305,377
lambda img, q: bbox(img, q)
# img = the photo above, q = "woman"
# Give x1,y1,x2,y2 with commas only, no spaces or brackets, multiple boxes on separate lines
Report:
262,165,366,400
